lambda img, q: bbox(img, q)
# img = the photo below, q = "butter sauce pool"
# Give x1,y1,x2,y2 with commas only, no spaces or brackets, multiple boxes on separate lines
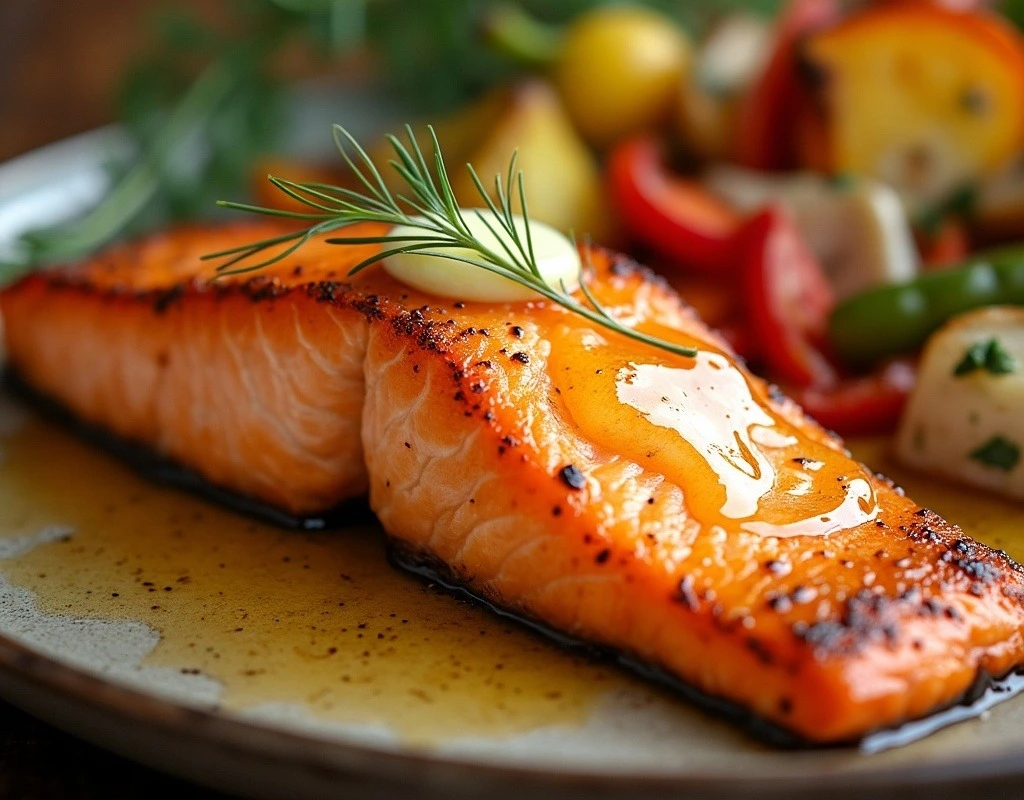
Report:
0,408,637,744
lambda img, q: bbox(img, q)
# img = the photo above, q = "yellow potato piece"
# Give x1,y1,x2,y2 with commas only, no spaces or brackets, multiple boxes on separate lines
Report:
376,82,616,244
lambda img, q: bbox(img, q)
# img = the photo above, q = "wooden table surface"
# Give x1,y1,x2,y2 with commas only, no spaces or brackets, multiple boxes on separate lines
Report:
0,0,214,161
1,2,243,796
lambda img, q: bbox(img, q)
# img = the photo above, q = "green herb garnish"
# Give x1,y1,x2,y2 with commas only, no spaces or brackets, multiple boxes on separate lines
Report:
953,338,1017,377
0,1,352,286
204,124,698,359
969,435,1021,472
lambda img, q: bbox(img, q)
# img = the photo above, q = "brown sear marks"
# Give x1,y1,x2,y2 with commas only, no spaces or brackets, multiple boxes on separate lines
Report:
152,284,186,314
558,465,586,490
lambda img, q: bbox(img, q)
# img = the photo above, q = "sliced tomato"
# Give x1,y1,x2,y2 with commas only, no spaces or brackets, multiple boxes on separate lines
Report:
790,359,917,436
607,137,744,273
740,206,837,388
733,0,841,170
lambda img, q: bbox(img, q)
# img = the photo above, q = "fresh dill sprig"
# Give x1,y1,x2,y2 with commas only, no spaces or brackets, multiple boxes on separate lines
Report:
204,124,698,359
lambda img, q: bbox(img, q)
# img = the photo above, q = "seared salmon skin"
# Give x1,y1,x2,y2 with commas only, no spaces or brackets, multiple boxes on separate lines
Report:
3,221,1024,744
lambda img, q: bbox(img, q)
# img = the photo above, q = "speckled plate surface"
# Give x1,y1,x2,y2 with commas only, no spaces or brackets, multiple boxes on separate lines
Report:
2,86,1024,800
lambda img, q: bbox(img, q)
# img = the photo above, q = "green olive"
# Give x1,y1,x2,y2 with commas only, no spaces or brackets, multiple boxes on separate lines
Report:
554,5,691,149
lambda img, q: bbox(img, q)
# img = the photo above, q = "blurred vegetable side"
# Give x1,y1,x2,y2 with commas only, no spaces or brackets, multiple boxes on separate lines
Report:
0,0,784,272
371,0,787,114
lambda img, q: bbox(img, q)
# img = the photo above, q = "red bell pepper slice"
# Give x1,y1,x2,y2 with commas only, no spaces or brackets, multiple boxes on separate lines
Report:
733,0,841,170
740,205,837,388
790,359,917,437
607,137,744,273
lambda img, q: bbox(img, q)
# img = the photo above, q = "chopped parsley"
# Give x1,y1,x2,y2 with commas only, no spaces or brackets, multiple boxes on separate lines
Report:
953,338,1017,377
969,436,1021,472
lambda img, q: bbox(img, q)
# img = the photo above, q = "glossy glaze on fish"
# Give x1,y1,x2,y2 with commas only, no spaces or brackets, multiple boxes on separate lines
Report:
3,221,1024,745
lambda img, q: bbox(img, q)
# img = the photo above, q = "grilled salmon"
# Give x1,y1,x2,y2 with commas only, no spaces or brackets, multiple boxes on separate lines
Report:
3,220,1024,744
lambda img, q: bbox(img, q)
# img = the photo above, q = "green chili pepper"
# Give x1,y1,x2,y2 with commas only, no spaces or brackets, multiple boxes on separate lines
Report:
828,246,1024,366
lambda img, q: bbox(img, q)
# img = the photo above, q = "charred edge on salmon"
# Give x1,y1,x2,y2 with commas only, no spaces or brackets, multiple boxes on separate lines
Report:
385,538,1024,752
37,273,490,362
784,513,1024,659
9,365,1024,751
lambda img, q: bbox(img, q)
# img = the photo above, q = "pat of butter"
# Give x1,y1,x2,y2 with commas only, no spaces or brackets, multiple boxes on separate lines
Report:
384,211,580,303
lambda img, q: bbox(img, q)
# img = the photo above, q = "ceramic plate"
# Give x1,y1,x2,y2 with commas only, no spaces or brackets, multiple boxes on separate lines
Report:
2,84,1024,800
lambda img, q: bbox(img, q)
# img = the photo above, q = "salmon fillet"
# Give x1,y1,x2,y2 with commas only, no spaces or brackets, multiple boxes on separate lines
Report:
3,220,1024,744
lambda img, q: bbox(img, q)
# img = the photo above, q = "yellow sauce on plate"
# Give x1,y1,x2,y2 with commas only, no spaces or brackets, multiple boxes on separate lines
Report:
0,413,647,745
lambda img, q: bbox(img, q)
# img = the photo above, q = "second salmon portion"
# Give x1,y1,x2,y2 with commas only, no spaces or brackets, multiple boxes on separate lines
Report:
3,221,1024,745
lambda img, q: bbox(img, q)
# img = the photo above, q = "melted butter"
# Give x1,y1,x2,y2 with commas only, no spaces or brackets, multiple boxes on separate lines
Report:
0,415,642,745
550,326,878,538
617,355,780,518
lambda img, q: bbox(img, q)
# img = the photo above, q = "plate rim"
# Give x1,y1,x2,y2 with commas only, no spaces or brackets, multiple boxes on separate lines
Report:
1,628,1024,798
0,125,128,203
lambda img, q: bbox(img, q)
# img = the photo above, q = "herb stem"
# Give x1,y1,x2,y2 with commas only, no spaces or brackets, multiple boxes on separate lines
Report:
205,124,698,360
